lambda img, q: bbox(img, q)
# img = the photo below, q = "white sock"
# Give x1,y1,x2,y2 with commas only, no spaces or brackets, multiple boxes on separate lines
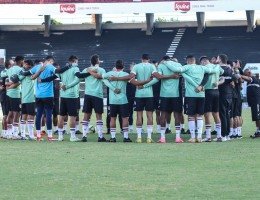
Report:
160,127,166,139
180,123,185,130
82,121,89,137
27,120,35,138
188,118,196,139
136,126,142,138
237,127,242,136
129,125,133,131
7,124,13,136
96,120,103,138
58,128,63,138
123,127,129,138
53,126,58,131
166,123,171,130
20,120,26,137
197,117,204,139
175,125,181,139
13,123,19,137
75,124,79,131
36,130,41,138
147,125,153,139
70,128,76,138
216,123,221,138
110,128,116,138
205,124,211,139
233,128,238,136
229,128,234,136
63,122,68,132
41,126,45,131
47,130,52,138
157,124,161,133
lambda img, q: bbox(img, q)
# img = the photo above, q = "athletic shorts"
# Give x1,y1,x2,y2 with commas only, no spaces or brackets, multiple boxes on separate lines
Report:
110,104,129,118
77,97,81,110
153,96,160,110
53,98,60,117
135,97,154,112
204,89,219,113
251,102,260,121
234,98,242,117
185,97,205,116
1,98,9,116
159,97,182,113
21,102,36,115
60,98,78,117
36,97,54,109
83,95,103,114
6,96,21,112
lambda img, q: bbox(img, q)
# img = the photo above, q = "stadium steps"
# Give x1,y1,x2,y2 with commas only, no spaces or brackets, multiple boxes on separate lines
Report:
166,28,186,57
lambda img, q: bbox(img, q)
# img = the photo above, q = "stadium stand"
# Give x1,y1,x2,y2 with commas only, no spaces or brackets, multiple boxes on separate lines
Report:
0,26,259,71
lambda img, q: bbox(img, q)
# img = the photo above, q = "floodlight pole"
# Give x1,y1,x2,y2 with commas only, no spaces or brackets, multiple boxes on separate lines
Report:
146,13,154,35
95,14,103,36
44,15,51,37
196,12,205,34
246,10,256,32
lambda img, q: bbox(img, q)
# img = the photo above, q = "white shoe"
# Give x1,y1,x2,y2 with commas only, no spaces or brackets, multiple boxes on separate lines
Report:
6,134,12,139
222,136,227,142
70,136,80,142
28,136,36,141
58,135,64,141
12,135,21,140
226,136,231,141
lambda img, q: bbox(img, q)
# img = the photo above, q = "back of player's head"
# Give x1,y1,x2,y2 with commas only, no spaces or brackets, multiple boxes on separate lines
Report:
24,60,34,67
218,54,228,64
186,55,196,64
53,62,60,68
199,56,209,62
91,54,99,66
34,59,42,65
45,55,55,63
15,56,24,63
162,56,171,61
227,60,233,67
5,59,13,69
68,55,78,63
116,60,124,69
142,54,150,61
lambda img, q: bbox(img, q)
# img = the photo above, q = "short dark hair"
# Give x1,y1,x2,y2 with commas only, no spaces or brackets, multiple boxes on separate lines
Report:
45,55,55,61
91,54,99,66
186,55,195,60
34,59,42,65
162,56,171,60
116,60,124,69
4,59,12,68
53,62,60,68
68,55,78,63
218,54,228,64
24,60,34,67
199,56,209,62
227,60,233,67
142,54,150,60
15,56,24,63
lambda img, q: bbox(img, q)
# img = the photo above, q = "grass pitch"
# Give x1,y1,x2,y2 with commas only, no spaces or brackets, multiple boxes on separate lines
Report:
0,109,259,200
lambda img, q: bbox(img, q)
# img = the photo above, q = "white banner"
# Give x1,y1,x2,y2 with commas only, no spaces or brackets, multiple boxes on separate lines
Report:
0,1,260,15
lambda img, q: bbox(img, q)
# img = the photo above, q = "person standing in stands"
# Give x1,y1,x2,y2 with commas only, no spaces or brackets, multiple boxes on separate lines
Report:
0,59,14,138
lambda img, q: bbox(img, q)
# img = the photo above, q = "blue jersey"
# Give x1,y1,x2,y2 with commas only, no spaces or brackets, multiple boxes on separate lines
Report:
30,64,56,98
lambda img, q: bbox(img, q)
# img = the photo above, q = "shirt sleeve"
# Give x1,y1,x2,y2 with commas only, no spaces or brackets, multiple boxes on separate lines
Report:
131,65,137,75
102,72,110,79
30,65,38,74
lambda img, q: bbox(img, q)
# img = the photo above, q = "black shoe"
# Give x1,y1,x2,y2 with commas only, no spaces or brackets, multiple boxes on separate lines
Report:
211,130,217,135
62,130,67,135
230,135,237,139
53,130,58,135
75,130,82,135
203,131,206,135
185,129,191,134
250,132,260,138
165,128,171,134
237,135,243,139
181,128,186,134
82,136,87,142
98,137,107,142
108,138,116,143
123,138,132,143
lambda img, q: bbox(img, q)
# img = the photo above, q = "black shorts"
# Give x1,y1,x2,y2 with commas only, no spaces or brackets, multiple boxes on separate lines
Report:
6,96,21,112
77,97,81,110
110,104,129,118
60,98,78,117
21,102,36,115
204,89,219,113
1,98,9,116
251,102,260,121
185,97,205,116
234,98,242,117
53,98,60,117
135,97,154,111
159,97,182,113
36,97,54,109
154,96,160,110
83,95,103,114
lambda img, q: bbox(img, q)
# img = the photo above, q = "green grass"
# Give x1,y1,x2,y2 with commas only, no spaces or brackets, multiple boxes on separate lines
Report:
0,109,259,200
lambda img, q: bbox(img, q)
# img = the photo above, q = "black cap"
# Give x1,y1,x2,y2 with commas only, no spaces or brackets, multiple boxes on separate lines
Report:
199,56,209,62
